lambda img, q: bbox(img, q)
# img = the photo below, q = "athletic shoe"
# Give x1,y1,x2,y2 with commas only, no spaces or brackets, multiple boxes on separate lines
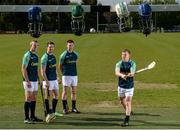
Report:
50,113,56,122
45,114,51,123
72,108,80,113
46,113,56,123
121,121,129,127
55,112,63,117
62,109,69,114
50,113,56,121
31,116,43,122
24,118,32,124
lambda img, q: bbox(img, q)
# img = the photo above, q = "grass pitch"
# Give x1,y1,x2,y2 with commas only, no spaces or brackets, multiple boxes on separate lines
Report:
0,33,180,129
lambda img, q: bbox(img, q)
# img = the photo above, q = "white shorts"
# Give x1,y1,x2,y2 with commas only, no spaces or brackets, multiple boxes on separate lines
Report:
118,87,134,97
62,76,78,87
43,80,59,90
23,81,38,92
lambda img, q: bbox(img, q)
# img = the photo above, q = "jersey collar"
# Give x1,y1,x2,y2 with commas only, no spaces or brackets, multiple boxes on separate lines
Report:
122,59,131,62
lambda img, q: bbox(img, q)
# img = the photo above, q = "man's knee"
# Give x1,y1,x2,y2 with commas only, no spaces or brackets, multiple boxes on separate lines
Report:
53,91,59,99
71,87,77,94
120,99,123,104
44,90,50,99
62,89,67,95
32,91,38,101
126,96,132,101
26,97,31,102
71,90,76,95
120,97,125,103
62,88,68,98
45,95,50,100
125,100,132,107
25,92,32,102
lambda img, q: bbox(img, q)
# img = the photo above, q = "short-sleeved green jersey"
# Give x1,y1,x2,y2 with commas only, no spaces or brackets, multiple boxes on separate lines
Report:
41,53,57,81
59,50,79,76
22,51,38,81
115,60,136,89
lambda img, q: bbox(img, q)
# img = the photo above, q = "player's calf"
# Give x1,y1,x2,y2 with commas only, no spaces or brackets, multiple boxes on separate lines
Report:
24,92,32,123
62,88,69,114
122,99,132,127
71,86,80,113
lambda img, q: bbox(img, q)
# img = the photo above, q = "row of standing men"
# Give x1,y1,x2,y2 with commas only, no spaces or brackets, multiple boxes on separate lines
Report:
22,40,80,123
22,40,136,127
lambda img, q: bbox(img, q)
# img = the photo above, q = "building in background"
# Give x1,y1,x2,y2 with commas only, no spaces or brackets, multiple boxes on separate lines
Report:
70,0,132,5
70,0,82,4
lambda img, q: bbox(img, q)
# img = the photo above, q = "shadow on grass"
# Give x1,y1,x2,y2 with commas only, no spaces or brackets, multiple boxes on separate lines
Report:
50,120,120,127
48,111,162,127
56,115,124,122
49,118,180,128
29,111,179,128
133,120,180,127
132,113,160,117
79,117,123,122
84,111,160,117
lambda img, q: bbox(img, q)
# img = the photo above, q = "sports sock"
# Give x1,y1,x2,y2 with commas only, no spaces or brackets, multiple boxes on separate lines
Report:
52,99,58,113
30,101,36,118
62,100,67,110
72,100,76,109
45,99,50,114
125,115,130,122
24,102,30,119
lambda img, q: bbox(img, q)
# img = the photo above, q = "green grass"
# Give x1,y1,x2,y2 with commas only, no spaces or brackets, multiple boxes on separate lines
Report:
0,33,180,128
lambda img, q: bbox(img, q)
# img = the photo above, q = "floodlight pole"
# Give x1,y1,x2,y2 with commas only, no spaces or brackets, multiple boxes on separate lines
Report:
57,0,60,33
155,11,157,32
58,12,60,33
97,0,99,33
97,12,99,32
154,0,157,32
119,18,122,33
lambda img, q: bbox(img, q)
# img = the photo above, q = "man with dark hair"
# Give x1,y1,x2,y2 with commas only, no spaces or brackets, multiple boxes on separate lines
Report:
41,41,60,123
115,49,136,127
59,40,80,114
22,40,43,123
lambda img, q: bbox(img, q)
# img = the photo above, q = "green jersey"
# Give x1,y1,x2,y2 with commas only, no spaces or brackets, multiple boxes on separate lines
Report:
115,60,136,89
59,50,79,76
22,51,38,81
41,53,57,81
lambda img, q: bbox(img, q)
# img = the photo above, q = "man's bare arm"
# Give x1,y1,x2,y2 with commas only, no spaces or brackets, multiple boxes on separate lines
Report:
126,72,135,77
56,65,61,84
22,64,30,82
115,69,127,80
41,66,49,83
59,64,63,73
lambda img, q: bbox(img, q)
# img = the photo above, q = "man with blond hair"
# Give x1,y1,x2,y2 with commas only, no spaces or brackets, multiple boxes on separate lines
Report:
22,40,43,123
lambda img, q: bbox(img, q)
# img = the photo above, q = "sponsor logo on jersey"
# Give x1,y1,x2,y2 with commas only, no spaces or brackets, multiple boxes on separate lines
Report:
66,60,76,63
49,64,56,68
31,62,38,66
